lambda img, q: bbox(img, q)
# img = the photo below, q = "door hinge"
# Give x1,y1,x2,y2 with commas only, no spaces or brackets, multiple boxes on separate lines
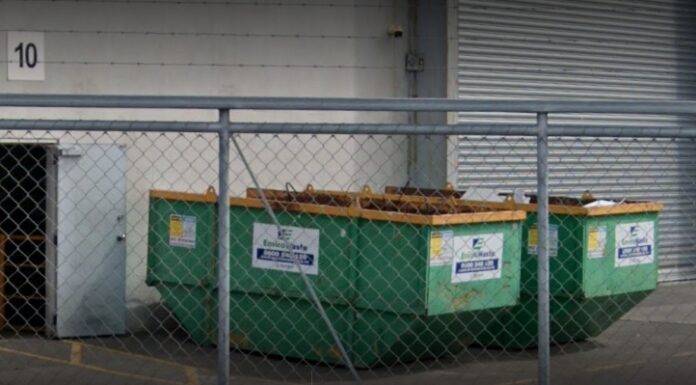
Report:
405,52,425,73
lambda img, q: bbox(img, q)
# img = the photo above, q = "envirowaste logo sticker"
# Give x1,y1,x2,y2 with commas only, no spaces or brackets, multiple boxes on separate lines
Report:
472,238,483,250
252,223,320,275
451,233,503,283
615,221,655,267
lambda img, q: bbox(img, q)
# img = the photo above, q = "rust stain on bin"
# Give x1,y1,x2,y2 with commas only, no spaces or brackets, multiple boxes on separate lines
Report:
229,334,249,348
312,345,347,361
328,346,343,360
450,290,480,309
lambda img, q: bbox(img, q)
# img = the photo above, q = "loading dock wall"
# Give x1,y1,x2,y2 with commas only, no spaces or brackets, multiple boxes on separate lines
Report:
0,1,412,328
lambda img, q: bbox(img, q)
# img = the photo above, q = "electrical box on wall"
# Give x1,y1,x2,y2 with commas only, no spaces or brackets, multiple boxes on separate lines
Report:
405,52,425,73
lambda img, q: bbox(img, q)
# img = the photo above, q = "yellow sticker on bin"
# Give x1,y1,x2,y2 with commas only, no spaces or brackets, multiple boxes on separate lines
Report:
169,214,196,249
587,225,607,259
170,216,183,237
429,230,454,266
528,223,558,257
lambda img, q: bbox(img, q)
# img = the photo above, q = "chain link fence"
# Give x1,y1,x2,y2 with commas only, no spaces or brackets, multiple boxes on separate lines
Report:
1,98,696,385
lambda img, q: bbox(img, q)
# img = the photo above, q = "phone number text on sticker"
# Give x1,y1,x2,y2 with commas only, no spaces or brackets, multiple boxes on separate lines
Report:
451,233,503,283
252,223,320,275
256,248,315,266
454,259,499,274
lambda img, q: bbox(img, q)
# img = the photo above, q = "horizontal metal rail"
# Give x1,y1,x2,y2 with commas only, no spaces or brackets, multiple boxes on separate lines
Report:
0,119,222,133
2,94,696,113
4,120,696,138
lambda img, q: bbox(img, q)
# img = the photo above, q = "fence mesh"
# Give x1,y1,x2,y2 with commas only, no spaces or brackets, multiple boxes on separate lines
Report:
0,126,695,385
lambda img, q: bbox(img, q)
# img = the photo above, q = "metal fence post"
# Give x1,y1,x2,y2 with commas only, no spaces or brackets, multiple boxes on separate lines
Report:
217,109,231,385
536,112,550,385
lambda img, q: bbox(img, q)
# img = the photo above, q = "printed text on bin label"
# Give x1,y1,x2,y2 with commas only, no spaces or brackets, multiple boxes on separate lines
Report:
252,223,320,275
451,233,503,283
169,214,196,249
615,222,654,267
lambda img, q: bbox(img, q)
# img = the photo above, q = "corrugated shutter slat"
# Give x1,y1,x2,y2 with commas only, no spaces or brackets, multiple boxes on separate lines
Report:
457,0,696,281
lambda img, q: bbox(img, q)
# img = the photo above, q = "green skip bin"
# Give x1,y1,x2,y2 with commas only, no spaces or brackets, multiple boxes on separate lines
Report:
146,186,527,367
386,187,663,349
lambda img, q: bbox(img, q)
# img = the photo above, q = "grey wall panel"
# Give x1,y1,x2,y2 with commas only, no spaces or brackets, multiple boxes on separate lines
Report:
457,0,696,281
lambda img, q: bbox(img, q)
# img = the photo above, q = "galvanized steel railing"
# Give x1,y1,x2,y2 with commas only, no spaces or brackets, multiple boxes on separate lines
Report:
3,93,696,385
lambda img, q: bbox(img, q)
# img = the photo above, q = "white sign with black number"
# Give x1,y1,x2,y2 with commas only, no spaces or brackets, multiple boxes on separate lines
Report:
7,31,45,81
252,223,320,275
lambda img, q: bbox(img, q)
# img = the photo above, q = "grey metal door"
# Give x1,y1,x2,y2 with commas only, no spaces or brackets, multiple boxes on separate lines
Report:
50,144,127,337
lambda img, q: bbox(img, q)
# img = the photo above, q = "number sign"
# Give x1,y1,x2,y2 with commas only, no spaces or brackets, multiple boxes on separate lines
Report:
7,32,45,81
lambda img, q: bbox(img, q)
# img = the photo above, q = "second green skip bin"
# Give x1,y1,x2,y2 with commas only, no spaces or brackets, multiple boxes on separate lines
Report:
447,194,663,349
147,187,526,367
383,187,663,349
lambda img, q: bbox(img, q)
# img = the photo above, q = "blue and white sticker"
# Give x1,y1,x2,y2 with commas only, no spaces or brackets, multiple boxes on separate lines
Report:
615,222,655,267
451,233,504,283
252,223,320,275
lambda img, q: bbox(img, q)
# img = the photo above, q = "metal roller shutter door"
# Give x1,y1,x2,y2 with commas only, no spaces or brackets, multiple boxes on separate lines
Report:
456,0,696,281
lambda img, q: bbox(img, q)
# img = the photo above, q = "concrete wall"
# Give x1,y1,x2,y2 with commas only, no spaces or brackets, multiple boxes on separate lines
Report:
0,0,411,327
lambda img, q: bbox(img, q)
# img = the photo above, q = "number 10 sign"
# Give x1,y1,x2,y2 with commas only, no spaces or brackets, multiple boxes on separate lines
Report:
7,31,45,81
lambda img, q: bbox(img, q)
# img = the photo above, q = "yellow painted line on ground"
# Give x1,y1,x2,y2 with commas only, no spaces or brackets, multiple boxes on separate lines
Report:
584,350,695,374
491,351,696,385
184,366,200,385
492,378,536,385
62,341,303,385
584,360,647,373
0,345,187,385
64,340,208,383
63,340,205,372
491,358,649,385
70,341,82,364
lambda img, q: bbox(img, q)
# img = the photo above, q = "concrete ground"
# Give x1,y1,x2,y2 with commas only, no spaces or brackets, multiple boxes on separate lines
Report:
2,282,696,385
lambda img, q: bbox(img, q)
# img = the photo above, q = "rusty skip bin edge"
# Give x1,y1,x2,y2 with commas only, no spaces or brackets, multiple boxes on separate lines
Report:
461,200,664,217
148,188,526,226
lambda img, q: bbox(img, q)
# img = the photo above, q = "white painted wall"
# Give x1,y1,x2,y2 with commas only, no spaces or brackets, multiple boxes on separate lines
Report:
0,0,410,329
